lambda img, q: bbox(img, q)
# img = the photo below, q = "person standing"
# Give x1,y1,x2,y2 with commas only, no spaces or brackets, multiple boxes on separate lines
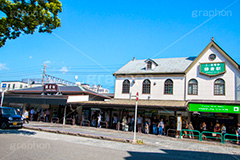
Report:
188,122,194,139
221,123,226,136
152,116,158,135
236,123,240,144
97,113,102,128
130,115,134,131
45,109,50,122
30,108,35,121
144,118,150,134
113,114,118,129
137,115,143,133
158,119,164,136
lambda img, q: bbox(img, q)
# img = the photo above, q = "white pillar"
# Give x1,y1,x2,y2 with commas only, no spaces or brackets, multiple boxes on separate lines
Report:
63,105,67,125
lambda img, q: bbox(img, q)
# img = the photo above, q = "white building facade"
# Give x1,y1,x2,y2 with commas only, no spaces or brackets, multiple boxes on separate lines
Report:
114,40,240,126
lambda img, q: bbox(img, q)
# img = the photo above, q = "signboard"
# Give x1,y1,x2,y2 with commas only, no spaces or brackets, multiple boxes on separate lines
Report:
2,83,6,88
177,115,182,131
199,62,225,76
189,103,240,114
43,84,59,93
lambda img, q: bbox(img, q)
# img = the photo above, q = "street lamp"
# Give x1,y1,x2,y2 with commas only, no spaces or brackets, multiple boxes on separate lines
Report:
133,92,139,143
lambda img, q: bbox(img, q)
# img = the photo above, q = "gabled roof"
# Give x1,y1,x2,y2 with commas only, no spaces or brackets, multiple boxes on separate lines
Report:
114,57,196,75
185,40,240,73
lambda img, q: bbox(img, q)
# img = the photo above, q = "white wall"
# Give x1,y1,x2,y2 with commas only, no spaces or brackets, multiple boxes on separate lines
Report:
186,46,239,101
114,75,185,100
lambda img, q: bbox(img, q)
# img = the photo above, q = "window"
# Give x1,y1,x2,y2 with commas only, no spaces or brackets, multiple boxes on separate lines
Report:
20,84,23,89
142,79,151,94
214,78,225,95
7,84,10,90
12,84,15,89
147,61,152,70
164,79,173,94
122,79,130,93
188,79,198,95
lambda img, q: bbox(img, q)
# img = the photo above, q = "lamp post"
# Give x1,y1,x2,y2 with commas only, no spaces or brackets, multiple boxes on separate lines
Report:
133,92,139,143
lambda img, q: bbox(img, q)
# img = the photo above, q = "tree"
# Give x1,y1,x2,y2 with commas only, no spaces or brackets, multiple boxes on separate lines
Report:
0,0,62,47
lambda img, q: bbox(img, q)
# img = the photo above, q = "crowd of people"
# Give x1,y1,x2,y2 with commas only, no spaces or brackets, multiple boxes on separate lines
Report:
20,108,58,123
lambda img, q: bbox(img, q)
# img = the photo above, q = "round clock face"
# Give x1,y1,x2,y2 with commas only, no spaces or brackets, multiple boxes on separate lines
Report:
209,54,216,61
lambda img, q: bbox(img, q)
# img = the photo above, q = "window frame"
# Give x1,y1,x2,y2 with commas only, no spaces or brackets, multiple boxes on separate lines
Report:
122,79,130,94
164,79,173,95
214,78,225,95
142,79,151,94
188,79,198,95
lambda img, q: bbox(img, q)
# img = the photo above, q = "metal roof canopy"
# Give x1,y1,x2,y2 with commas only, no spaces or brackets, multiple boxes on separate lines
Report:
69,99,188,111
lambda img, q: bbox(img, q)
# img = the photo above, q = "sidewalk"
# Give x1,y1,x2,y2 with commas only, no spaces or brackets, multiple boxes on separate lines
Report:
23,122,240,149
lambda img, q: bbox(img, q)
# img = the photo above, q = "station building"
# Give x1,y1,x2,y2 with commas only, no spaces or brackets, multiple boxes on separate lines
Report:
110,39,240,132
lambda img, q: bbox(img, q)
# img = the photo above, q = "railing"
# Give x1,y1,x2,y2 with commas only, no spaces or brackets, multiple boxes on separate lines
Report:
199,131,223,143
223,133,239,144
180,129,201,140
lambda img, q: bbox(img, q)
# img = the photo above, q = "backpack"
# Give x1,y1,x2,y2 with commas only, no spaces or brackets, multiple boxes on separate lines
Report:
238,127,240,135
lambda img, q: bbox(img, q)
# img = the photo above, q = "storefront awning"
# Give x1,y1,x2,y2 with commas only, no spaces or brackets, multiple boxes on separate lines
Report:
69,99,188,111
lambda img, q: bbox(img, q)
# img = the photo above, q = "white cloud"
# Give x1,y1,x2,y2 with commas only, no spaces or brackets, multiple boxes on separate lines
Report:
0,63,8,70
60,66,68,74
43,60,51,64
29,56,32,59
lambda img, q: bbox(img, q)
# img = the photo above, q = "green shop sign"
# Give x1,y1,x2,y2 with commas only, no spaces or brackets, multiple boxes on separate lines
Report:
189,103,240,114
199,62,226,76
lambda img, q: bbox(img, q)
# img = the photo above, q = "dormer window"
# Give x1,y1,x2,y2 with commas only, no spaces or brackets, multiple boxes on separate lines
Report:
144,58,158,70
147,61,152,70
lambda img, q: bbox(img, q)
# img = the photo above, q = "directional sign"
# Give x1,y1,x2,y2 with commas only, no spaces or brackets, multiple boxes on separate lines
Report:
2,83,6,88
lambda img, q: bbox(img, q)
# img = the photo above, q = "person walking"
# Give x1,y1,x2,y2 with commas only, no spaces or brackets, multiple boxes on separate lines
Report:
188,122,194,139
23,110,29,123
158,119,164,136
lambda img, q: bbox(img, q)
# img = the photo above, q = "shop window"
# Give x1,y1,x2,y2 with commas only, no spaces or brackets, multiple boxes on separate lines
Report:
188,79,198,95
214,78,225,95
164,79,173,94
142,79,151,94
122,79,130,94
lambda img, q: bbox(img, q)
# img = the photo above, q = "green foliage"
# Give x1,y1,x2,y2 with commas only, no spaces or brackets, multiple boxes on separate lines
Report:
0,0,62,47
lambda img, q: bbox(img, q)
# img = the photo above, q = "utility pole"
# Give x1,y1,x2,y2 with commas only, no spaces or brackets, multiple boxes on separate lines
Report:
42,64,46,85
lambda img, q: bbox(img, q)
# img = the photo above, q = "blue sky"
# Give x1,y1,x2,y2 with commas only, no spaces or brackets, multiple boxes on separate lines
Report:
0,0,240,92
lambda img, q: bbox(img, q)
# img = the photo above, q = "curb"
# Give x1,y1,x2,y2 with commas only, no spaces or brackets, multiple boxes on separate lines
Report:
23,126,133,144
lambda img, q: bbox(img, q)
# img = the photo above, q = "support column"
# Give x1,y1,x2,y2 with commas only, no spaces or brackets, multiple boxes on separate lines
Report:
76,106,83,125
63,105,67,125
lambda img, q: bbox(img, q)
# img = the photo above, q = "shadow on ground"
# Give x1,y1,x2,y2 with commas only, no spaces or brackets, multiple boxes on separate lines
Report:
125,149,240,160
0,129,36,135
